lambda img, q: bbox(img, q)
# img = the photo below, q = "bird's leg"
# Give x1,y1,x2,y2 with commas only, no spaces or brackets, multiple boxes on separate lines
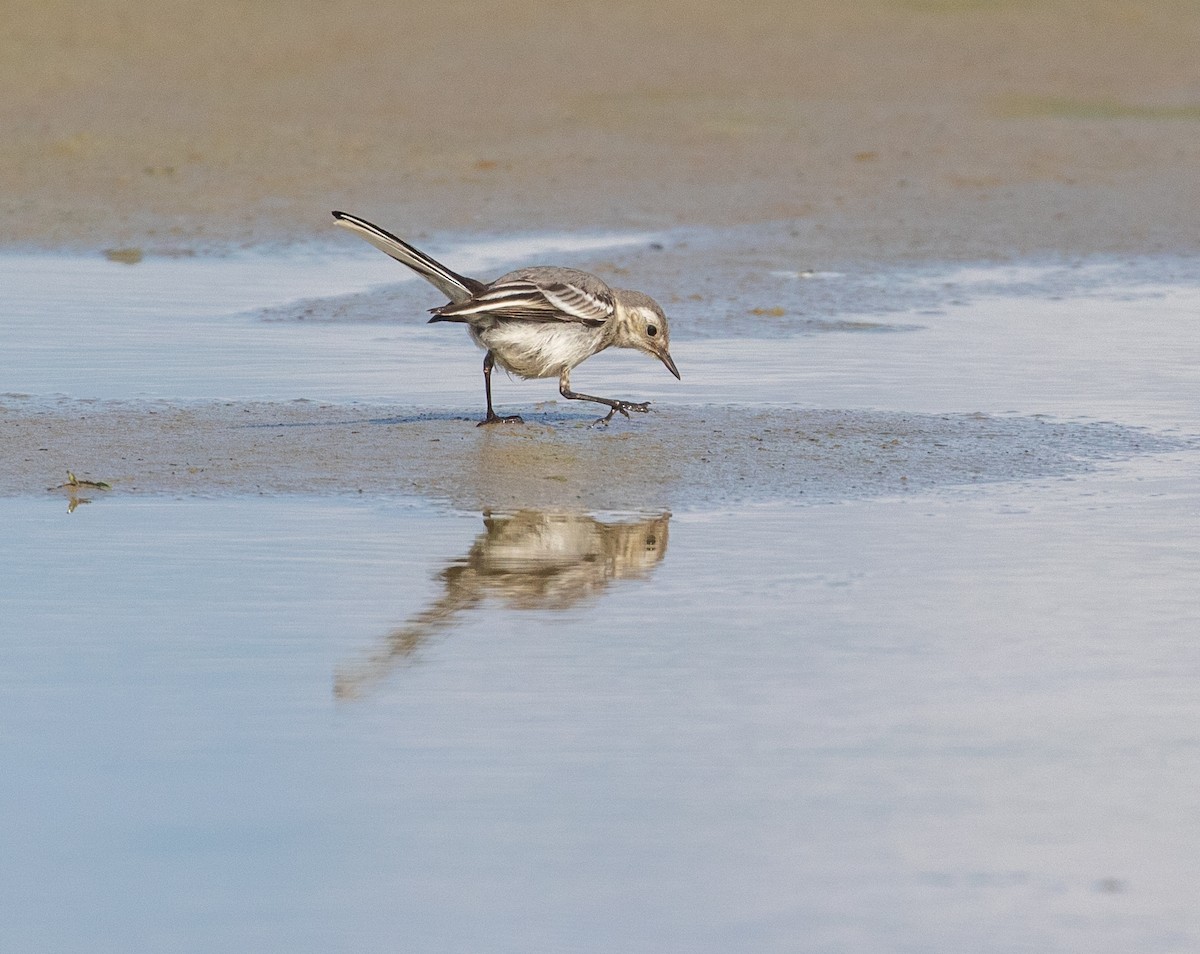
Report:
478,351,523,426
558,370,650,426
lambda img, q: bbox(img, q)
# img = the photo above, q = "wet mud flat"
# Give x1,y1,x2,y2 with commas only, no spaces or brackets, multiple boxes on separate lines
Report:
5,253,1199,952
3,397,1183,512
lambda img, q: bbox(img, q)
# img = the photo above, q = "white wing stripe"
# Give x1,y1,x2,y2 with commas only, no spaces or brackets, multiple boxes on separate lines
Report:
541,283,615,322
433,279,614,326
472,282,548,303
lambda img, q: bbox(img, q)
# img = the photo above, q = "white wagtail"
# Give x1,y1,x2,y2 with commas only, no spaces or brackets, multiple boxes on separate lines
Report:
332,211,680,425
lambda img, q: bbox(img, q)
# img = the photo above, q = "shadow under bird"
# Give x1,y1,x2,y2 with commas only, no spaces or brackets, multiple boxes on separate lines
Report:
332,211,680,425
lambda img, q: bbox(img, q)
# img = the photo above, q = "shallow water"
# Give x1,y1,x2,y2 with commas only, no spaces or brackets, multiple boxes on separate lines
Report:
5,242,1198,431
2,238,1199,952
4,464,1199,953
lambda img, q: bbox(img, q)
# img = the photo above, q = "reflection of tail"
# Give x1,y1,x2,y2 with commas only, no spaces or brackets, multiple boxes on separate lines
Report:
331,210,485,304
333,511,671,699
333,586,480,700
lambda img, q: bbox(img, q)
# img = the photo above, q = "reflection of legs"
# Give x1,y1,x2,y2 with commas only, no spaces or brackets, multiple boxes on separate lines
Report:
478,351,523,426
559,369,650,425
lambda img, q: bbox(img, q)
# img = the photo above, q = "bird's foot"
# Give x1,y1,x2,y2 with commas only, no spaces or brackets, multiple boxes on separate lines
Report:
590,400,651,427
477,411,524,427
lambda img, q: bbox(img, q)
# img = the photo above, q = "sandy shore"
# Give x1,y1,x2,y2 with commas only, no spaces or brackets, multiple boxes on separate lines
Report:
4,0,1198,261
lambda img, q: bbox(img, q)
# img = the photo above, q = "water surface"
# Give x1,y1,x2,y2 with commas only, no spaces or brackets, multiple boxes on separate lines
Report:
2,242,1198,952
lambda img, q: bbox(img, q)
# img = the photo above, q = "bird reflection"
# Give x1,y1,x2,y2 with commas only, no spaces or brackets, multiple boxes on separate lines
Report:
334,510,671,698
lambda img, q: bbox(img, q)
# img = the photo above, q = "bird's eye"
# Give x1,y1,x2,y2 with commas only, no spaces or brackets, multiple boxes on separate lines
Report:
647,324,658,337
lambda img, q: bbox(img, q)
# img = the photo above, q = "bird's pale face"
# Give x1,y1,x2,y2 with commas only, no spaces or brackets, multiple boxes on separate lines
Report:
617,292,681,380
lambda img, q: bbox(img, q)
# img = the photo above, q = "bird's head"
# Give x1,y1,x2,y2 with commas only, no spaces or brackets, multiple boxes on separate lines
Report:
613,290,680,380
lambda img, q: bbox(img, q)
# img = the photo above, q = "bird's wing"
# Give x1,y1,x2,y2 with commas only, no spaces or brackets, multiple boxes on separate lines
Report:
430,277,615,327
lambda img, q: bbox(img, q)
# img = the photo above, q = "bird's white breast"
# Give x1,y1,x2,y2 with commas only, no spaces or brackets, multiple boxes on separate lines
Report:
472,323,608,379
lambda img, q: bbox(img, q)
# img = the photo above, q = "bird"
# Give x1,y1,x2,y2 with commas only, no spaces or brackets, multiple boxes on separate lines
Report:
331,211,680,425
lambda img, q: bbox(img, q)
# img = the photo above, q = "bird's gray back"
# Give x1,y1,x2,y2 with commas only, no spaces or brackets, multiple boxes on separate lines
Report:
493,266,615,296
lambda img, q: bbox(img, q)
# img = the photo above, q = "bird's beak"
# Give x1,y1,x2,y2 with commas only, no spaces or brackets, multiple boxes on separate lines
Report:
657,347,681,380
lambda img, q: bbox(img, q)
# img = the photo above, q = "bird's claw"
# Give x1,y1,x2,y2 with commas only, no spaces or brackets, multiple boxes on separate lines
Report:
591,401,651,427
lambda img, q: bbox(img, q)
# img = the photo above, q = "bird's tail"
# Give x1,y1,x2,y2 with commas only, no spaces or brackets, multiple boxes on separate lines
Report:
331,211,485,304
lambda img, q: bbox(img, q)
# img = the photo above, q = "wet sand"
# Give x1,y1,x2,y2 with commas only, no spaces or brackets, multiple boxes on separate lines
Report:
5,398,1181,511
6,249,1196,509
4,0,1199,260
